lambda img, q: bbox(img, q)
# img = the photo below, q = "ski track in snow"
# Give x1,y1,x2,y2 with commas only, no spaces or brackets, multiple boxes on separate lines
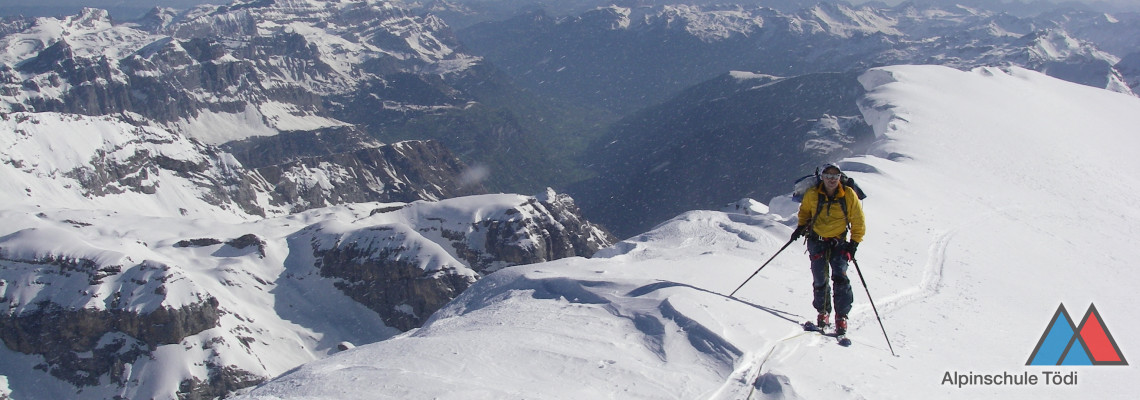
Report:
712,329,814,400
851,223,957,337
875,228,951,304
854,206,1017,345
714,200,1016,398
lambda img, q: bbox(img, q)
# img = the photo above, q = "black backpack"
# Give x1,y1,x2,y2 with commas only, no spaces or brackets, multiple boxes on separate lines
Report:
791,167,867,203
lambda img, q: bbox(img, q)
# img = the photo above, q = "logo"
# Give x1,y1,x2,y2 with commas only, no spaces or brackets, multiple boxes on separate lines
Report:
1026,303,1127,366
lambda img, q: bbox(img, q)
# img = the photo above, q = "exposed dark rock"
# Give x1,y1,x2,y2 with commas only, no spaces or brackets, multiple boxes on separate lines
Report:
464,191,615,272
54,126,272,218
0,298,221,388
176,362,264,400
220,127,383,169
174,238,223,248
0,252,121,286
316,242,475,332
173,234,266,258
1115,51,1140,91
226,234,266,257
257,140,486,212
370,205,407,215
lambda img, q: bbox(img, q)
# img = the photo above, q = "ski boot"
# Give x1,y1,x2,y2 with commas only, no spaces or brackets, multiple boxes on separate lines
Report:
817,312,830,330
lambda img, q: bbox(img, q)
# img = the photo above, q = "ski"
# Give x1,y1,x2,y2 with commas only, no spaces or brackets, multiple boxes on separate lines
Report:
803,321,851,346
837,334,852,347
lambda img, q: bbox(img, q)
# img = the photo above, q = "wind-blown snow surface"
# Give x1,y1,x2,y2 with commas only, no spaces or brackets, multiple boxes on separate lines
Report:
241,65,1140,399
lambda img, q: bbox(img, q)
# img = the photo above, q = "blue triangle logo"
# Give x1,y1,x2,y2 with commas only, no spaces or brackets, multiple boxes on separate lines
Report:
1027,304,1078,365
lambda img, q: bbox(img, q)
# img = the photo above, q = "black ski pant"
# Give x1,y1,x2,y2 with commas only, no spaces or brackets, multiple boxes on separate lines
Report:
808,238,853,318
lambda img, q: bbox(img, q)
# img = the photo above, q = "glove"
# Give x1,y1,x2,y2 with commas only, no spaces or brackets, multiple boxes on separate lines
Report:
844,241,859,260
791,225,806,241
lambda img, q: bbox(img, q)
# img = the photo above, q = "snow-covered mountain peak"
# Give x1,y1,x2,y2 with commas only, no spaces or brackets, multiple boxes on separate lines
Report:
1023,28,1120,64
657,4,765,41
592,4,632,29
0,9,161,65
63,8,113,29
800,2,901,38
166,0,468,66
972,19,1025,38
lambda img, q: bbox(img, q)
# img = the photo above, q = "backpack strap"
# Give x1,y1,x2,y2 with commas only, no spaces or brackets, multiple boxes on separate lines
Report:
815,191,848,221
812,187,850,236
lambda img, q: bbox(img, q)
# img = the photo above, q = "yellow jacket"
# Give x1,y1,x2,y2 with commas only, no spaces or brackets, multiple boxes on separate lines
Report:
797,183,866,243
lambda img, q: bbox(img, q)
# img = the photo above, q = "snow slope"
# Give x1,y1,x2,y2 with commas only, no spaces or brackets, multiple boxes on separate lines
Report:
240,64,1140,399
0,187,603,399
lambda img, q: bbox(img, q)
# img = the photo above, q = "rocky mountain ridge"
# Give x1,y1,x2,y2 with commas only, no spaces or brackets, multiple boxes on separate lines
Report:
0,112,481,220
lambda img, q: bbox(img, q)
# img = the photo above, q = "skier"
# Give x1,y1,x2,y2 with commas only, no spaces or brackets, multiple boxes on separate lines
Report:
790,164,866,335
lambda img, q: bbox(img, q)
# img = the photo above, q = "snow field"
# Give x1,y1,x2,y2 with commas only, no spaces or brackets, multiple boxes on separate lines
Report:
242,65,1140,399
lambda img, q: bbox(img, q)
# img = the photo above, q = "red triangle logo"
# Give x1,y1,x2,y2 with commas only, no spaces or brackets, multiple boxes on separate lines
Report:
1076,304,1128,365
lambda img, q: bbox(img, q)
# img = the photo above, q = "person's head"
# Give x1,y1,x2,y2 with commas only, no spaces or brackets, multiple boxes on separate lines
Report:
821,164,842,192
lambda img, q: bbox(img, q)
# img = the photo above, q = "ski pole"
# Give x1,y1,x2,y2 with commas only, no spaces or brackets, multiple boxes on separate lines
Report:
851,258,897,357
729,235,798,297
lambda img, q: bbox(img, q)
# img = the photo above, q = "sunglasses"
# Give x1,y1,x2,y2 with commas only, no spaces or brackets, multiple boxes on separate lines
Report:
821,173,842,180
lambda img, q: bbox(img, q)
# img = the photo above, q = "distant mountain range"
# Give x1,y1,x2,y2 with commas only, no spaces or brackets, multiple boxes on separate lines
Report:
0,2,572,194
454,1,1136,115
422,0,1140,29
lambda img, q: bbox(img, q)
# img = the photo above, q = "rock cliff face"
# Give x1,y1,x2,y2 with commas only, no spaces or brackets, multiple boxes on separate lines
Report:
0,298,221,388
257,140,486,212
0,236,236,397
471,190,614,269
310,189,615,331
314,237,476,332
218,127,384,169
0,77,595,400
1,112,484,220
